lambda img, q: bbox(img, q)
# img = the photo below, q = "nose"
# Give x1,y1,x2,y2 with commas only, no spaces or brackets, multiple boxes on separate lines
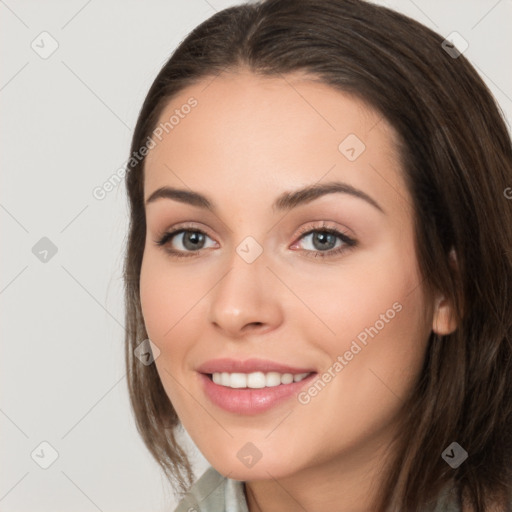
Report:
207,245,284,338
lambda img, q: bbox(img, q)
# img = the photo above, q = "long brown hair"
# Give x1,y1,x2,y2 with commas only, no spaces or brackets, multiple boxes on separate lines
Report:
123,1,512,510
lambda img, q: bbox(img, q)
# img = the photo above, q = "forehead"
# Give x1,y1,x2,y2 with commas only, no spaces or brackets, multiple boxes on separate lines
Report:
143,70,408,217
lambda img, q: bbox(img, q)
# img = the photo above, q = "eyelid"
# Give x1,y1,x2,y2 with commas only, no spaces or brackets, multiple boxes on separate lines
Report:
293,220,354,241
153,222,217,248
294,220,357,244
156,220,352,241
156,221,215,240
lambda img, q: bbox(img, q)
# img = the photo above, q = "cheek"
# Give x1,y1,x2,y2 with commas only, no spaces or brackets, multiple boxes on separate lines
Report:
345,289,428,403
291,266,430,462
139,252,169,341
139,252,198,413
302,240,430,391
139,250,202,341
139,249,213,399
294,243,424,348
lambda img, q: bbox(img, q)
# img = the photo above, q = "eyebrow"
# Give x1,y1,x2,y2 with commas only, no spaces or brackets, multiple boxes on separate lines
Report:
144,181,385,214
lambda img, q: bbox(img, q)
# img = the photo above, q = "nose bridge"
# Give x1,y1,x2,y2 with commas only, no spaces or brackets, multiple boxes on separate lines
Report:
216,233,268,306
207,232,282,333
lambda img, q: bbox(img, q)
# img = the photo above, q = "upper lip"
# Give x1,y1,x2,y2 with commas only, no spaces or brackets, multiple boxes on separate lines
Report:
196,358,316,375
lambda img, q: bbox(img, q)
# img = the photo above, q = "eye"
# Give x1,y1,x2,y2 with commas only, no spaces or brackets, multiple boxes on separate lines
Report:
292,222,357,259
154,225,217,258
153,221,357,260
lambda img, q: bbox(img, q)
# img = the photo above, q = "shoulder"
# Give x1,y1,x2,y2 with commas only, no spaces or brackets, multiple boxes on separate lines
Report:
172,466,248,512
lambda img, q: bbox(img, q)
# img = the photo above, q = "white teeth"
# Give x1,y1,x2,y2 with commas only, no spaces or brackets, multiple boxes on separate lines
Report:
247,372,266,388
210,371,311,389
265,372,282,387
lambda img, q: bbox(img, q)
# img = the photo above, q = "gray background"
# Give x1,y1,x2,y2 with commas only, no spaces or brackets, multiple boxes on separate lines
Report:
1,0,511,510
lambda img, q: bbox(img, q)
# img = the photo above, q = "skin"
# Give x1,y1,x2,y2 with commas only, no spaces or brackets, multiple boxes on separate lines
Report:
139,69,458,512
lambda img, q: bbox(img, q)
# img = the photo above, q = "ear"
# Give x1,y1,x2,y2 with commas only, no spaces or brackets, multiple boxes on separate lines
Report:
432,294,458,335
432,248,459,335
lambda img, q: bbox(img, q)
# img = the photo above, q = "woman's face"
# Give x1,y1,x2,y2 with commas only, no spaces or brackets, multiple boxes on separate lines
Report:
139,70,452,481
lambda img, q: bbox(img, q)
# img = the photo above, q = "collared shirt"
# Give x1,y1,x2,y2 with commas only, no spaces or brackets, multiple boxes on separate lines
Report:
172,466,462,512
173,466,248,512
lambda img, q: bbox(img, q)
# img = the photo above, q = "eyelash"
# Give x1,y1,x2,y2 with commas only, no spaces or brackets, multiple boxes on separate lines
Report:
153,221,357,260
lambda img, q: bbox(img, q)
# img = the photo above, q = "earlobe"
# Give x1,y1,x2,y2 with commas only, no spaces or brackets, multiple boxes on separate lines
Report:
432,294,459,335
432,247,460,335
448,247,457,267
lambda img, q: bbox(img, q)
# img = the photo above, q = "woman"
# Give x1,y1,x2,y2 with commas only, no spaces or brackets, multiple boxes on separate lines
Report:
123,0,512,510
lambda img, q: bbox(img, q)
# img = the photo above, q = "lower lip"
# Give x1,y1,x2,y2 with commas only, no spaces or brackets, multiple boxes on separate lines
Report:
198,372,317,415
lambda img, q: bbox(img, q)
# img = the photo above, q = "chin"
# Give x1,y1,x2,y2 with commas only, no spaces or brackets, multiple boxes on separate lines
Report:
208,456,298,482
